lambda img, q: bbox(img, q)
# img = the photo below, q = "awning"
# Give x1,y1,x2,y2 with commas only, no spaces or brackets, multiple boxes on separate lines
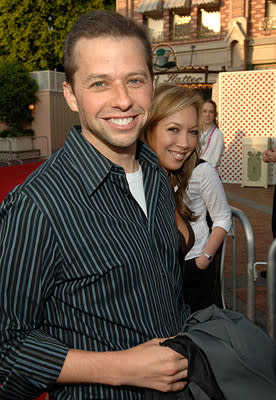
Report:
164,0,190,10
137,0,162,13
192,0,219,6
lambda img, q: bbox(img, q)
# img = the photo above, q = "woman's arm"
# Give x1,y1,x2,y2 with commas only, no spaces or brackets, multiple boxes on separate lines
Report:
195,226,227,270
194,163,231,270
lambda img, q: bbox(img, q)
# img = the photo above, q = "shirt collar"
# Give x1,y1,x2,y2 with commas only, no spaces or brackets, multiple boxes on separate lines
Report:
63,125,159,196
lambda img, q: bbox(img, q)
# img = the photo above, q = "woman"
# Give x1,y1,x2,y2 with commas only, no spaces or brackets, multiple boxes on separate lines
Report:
142,84,232,312
201,99,225,173
141,84,200,257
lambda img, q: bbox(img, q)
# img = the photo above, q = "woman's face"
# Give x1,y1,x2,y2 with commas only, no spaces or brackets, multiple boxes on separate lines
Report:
150,105,199,172
202,102,216,126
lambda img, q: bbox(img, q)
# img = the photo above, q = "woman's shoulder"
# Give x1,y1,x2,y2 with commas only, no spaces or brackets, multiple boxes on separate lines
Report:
193,160,219,179
214,126,224,137
194,159,214,172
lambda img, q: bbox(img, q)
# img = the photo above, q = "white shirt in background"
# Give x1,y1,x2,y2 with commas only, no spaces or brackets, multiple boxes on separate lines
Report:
201,125,225,170
184,162,232,260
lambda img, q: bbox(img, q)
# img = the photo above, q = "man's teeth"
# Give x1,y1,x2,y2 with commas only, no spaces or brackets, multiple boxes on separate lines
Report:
108,117,133,125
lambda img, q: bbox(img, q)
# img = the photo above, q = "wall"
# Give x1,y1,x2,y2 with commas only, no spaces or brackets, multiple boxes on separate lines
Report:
32,91,79,156
217,69,276,185
117,0,276,72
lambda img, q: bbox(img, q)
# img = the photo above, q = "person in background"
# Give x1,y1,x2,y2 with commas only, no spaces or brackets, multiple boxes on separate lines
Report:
0,11,189,399
201,99,225,174
142,84,232,313
262,146,276,239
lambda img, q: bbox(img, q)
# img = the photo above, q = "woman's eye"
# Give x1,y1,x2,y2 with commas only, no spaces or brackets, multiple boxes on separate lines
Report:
168,127,178,133
190,130,199,135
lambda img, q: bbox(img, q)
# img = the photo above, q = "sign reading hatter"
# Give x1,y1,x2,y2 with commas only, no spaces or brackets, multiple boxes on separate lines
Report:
152,43,206,85
154,73,205,85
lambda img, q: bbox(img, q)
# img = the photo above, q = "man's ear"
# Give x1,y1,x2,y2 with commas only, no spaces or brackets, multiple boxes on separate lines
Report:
63,81,79,112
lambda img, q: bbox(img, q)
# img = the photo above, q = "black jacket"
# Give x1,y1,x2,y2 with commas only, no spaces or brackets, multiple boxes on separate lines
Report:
145,305,276,400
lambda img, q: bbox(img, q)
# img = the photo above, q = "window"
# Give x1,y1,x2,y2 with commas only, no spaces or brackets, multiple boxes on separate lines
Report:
145,16,164,41
265,0,276,30
198,8,220,38
171,12,191,40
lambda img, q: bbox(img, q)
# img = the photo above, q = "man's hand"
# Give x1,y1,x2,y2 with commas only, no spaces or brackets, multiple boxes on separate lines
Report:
58,338,188,392
118,338,188,392
262,148,276,163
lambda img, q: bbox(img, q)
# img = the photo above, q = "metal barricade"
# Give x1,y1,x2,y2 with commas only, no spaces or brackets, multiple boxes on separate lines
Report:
267,238,276,342
220,206,256,323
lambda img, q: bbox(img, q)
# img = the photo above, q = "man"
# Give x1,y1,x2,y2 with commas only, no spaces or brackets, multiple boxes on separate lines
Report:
262,147,276,239
0,11,189,399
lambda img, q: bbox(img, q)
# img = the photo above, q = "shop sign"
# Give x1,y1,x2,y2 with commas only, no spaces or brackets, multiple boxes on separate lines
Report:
155,73,205,85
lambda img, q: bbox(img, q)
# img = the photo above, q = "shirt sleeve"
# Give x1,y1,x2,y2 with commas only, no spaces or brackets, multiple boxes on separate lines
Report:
198,163,232,233
0,191,69,398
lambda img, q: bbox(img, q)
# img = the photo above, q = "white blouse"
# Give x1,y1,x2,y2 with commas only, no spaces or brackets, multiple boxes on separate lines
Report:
201,125,225,169
184,162,232,260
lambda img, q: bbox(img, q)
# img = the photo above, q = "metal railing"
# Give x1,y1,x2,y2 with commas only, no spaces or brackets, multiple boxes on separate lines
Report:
220,206,256,322
220,207,276,342
267,238,276,341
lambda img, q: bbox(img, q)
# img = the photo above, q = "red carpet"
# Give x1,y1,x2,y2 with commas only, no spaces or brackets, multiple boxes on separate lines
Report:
0,161,44,202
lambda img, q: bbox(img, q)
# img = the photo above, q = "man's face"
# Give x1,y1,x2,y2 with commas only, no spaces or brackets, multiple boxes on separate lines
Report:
63,36,154,158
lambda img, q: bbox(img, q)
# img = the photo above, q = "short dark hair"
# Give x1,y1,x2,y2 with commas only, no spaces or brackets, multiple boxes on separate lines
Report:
64,10,153,87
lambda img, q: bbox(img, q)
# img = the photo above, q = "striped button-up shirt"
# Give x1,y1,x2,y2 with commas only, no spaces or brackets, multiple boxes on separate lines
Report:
0,126,189,399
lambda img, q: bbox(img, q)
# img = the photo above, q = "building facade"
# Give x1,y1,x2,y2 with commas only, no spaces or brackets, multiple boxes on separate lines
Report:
116,0,276,185
116,0,276,96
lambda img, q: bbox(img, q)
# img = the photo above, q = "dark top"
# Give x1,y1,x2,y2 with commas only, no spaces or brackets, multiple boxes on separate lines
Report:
0,125,190,399
178,220,195,261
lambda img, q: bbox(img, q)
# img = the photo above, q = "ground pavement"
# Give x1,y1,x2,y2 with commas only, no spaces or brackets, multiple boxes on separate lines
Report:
222,183,275,333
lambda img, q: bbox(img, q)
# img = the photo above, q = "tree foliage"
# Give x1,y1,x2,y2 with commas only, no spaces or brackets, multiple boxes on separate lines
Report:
0,0,109,72
0,61,39,131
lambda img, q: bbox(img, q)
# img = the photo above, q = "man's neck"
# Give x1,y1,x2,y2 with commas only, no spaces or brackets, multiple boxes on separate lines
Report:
112,155,140,173
81,130,139,173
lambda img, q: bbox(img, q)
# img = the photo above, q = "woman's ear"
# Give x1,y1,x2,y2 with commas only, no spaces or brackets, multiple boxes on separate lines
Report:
62,82,79,112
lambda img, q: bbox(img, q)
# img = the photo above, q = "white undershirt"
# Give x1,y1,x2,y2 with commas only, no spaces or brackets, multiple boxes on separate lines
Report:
126,165,147,217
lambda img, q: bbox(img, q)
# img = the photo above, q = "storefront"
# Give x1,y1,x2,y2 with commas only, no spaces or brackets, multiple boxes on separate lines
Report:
152,42,225,99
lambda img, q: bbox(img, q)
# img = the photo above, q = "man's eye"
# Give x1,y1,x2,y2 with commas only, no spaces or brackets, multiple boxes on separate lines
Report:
129,78,144,86
92,81,105,87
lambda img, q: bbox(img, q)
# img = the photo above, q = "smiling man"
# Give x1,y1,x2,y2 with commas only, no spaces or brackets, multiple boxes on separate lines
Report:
0,11,189,399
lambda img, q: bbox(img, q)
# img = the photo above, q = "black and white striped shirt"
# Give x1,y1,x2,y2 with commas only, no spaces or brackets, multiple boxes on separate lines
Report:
0,126,189,399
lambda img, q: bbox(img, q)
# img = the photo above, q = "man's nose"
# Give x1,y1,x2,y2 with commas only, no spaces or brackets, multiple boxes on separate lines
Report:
111,83,133,110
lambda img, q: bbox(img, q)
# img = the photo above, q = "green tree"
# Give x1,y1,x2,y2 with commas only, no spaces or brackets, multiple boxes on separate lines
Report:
0,0,109,72
0,61,38,132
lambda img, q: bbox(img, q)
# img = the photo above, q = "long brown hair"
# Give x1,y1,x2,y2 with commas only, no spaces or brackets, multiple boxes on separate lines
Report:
141,84,202,221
